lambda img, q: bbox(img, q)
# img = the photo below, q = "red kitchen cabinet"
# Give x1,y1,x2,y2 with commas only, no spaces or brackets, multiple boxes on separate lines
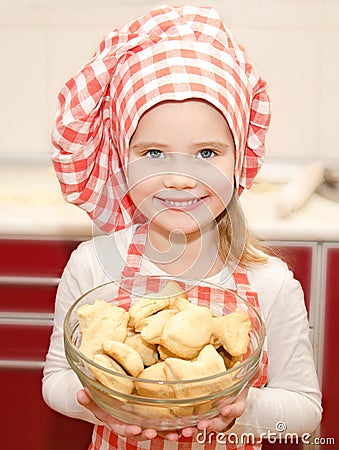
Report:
1,366,93,450
0,282,58,313
0,238,81,277
319,245,339,449
0,237,93,450
262,242,315,450
0,321,53,360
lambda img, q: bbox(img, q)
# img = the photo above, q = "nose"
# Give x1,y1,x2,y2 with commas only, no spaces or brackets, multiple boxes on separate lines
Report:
163,172,198,190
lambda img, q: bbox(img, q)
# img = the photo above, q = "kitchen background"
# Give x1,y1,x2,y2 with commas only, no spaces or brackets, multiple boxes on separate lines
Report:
1,1,339,450
0,0,338,162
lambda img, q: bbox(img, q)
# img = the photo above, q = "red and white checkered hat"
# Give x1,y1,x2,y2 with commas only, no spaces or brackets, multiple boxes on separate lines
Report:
52,5,271,232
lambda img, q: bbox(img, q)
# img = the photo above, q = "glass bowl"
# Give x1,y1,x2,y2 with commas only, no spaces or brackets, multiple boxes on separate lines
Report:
64,275,264,431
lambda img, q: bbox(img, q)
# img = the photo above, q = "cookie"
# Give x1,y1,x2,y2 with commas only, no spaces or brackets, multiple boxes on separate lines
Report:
89,353,134,394
164,344,231,398
211,311,252,356
160,307,213,359
124,331,159,366
102,340,144,377
135,361,174,398
80,316,128,358
135,309,177,344
128,297,170,328
78,300,128,332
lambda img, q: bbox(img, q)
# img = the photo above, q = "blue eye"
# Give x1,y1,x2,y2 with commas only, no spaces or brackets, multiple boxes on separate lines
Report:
197,149,216,159
146,149,164,159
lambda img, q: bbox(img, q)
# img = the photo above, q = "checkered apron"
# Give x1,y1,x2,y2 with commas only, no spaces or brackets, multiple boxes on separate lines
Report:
88,225,268,450
51,5,271,233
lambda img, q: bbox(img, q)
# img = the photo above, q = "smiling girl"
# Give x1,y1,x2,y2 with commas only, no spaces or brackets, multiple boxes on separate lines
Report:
43,5,322,450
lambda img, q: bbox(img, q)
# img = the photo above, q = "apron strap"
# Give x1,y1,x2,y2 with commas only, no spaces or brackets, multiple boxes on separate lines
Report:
120,224,148,278
232,265,260,309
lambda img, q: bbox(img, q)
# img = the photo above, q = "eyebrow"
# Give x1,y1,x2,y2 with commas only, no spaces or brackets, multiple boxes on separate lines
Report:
130,140,231,151
191,141,231,150
130,141,169,151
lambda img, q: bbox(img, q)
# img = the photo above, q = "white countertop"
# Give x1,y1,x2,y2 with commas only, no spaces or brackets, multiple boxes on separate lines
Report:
240,183,339,242
1,163,338,242
0,164,92,238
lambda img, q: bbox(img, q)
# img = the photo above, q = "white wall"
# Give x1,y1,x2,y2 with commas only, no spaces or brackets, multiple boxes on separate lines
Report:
0,0,338,162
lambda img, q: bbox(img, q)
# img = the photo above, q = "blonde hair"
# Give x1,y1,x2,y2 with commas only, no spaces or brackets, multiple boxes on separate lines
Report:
217,193,274,267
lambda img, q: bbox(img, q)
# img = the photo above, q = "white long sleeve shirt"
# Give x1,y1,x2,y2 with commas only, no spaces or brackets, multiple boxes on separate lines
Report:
42,228,322,442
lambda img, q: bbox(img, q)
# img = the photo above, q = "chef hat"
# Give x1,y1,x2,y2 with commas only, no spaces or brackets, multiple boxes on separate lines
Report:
52,5,271,232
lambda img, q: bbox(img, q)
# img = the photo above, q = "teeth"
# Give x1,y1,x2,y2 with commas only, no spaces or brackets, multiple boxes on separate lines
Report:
166,198,200,207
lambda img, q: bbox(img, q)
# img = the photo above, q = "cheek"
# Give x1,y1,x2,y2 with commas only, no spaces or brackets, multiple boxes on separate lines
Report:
128,176,160,208
201,161,235,208
127,156,164,206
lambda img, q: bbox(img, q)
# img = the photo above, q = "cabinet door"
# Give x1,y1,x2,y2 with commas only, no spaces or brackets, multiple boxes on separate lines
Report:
0,238,81,277
0,322,52,360
0,282,58,313
1,366,93,450
320,245,339,449
0,238,81,312
262,243,315,450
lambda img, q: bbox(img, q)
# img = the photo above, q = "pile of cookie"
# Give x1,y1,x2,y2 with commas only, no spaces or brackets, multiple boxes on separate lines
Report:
77,281,252,410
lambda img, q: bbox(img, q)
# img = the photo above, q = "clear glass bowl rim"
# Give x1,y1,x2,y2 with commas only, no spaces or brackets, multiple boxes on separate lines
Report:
64,276,265,387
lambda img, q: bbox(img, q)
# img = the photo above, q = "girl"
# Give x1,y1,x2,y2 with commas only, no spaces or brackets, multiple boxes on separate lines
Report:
43,5,322,450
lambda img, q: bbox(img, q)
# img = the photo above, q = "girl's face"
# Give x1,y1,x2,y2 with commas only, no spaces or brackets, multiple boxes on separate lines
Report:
127,99,235,236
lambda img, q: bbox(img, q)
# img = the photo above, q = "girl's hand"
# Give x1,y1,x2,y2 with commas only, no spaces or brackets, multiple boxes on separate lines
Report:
78,385,249,440
180,388,249,438
77,388,182,441
186,365,262,436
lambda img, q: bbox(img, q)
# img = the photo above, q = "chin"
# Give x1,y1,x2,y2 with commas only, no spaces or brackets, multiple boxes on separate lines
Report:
157,220,208,237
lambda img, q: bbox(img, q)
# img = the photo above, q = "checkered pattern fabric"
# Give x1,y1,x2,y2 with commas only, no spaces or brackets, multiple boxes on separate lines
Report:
52,4,271,232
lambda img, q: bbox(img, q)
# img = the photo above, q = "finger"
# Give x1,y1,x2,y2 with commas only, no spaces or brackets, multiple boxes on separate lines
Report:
124,425,144,436
77,388,93,407
77,389,143,437
197,415,229,430
197,419,214,430
77,389,106,419
140,429,158,440
220,386,248,417
113,422,143,437
221,398,246,418
198,416,232,433
182,427,198,438
126,427,143,436
157,429,181,441
163,432,181,441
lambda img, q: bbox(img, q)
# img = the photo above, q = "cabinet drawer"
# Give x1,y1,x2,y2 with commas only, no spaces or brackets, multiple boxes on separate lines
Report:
0,322,53,360
0,283,58,313
1,367,93,450
0,239,81,277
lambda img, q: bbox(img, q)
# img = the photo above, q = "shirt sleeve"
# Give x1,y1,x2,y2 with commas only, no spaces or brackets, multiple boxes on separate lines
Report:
42,242,105,425
230,259,322,437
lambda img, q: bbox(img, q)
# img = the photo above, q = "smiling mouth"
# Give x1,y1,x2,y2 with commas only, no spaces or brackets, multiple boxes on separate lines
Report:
155,197,207,210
